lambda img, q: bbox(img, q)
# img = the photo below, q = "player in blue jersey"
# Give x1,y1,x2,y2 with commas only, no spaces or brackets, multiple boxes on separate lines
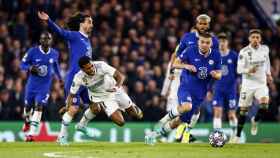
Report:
38,11,93,144
161,15,219,142
211,33,238,140
145,32,222,145
20,31,62,141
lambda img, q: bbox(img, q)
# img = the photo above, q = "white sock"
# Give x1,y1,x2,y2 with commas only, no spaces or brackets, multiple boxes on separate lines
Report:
78,108,96,127
160,107,180,124
59,112,73,137
189,112,200,128
229,118,238,135
157,122,172,137
213,117,222,130
28,111,42,135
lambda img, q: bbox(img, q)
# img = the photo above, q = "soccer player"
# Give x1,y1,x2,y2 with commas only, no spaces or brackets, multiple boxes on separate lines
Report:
64,56,142,143
160,14,219,143
211,33,238,140
20,31,62,141
145,32,222,144
37,11,93,144
233,29,272,143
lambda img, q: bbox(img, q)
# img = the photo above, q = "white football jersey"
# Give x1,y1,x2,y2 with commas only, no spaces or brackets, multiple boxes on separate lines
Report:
237,44,271,89
70,61,116,100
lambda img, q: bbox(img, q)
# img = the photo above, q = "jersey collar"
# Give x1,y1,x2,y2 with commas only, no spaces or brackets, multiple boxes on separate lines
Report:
79,31,88,38
220,49,230,57
39,45,50,54
198,48,212,57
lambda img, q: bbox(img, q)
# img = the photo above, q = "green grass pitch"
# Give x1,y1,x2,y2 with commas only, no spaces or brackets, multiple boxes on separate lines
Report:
0,142,279,158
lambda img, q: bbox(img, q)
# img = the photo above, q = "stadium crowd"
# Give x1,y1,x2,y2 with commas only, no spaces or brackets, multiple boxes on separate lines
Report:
0,0,280,122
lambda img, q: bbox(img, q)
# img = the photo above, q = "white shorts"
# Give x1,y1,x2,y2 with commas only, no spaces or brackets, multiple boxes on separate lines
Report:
90,88,133,116
238,86,269,108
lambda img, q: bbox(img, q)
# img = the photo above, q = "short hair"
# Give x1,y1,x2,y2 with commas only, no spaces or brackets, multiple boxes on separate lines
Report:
196,14,211,23
217,32,228,39
199,32,212,39
249,29,262,36
78,56,91,68
67,12,91,31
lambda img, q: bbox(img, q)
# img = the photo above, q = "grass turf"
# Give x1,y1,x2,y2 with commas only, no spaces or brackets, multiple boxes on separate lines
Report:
0,142,279,158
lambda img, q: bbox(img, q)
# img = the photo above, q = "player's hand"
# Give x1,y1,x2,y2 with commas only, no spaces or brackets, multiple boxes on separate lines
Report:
185,65,197,72
248,65,258,74
29,65,40,75
168,74,175,80
210,70,222,80
38,11,49,21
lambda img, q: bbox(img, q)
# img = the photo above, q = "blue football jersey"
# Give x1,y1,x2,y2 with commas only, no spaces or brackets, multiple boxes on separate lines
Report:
20,46,61,92
48,19,92,80
176,32,219,57
214,50,238,91
179,46,221,99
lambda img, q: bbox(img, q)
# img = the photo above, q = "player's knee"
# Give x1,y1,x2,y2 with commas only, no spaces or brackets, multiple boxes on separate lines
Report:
228,112,236,120
179,103,192,113
171,117,182,128
90,104,101,114
68,106,79,116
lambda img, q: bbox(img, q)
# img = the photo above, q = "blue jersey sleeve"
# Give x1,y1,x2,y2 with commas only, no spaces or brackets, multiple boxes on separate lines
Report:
20,48,33,71
178,48,190,63
48,19,76,40
214,51,222,70
212,36,219,50
53,50,62,80
176,33,188,57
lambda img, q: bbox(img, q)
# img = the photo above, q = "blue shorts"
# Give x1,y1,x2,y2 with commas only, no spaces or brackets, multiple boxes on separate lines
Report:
212,89,237,110
65,75,90,106
177,82,204,123
24,89,49,107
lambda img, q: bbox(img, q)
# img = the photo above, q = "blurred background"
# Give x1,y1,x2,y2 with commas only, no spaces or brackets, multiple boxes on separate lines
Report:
0,0,280,142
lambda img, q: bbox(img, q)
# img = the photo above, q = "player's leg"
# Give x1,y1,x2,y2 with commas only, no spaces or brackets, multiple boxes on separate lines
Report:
234,89,254,143
227,92,238,139
26,93,49,141
58,87,83,145
251,87,269,135
212,90,224,131
22,90,34,132
116,88,143,119
75,90,98,133
159,82,192,124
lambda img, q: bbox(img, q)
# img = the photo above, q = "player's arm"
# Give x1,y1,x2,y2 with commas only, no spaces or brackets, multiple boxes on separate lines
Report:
20,48,40,75
38,11,75,40
265,47,273,84
113,70,125,88
53,52,62,80
172,48,197,72
210,53,222,80
237,50,257,74
67,74,82,108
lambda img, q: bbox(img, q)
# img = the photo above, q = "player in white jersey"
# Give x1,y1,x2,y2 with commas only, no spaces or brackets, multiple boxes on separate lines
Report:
234,29,273,143
57,56,143,145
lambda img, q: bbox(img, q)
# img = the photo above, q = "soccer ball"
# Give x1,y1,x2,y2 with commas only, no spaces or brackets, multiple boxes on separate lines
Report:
208,130,227,147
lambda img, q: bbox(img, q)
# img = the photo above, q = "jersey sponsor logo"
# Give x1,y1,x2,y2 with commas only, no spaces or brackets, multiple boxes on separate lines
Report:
208,60,214,65
197,67,208,79
88,79,105,92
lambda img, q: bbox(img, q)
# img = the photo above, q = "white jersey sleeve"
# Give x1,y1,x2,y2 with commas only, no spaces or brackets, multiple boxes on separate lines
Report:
237,48,250,74
100,61,116,76
264,46,271,75
70,72,84,94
